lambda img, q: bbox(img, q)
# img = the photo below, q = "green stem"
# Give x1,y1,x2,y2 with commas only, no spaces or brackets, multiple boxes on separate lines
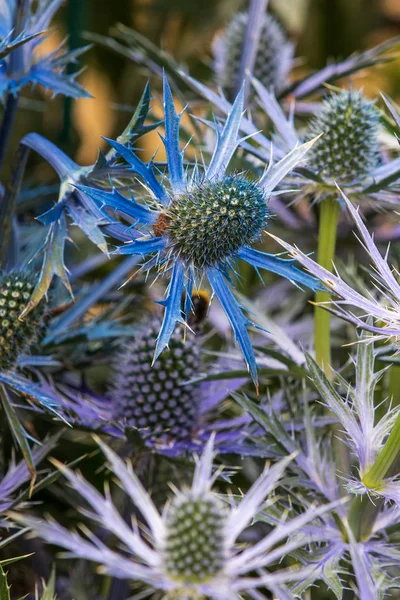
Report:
348,495,384,541
349,425,400,541
389,365,400,408
362,412,400,488
314,197,351,494
314,196,340,379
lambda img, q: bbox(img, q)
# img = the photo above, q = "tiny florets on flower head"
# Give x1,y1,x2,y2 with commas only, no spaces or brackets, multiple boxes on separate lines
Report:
215,12,291,100
161,491,227,583
110,320,201,443
306,89,380,185
77,77,323,386
161,175,269,269
0,272,47,370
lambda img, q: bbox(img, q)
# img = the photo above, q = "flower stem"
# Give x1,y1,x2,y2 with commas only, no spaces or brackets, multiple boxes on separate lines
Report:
348,495,384,541
314,196,340,378
348,427,400,541
362,411,400,488
389,365,400,408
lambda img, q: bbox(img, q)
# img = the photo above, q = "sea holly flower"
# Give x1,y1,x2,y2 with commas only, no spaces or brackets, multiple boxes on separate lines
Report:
77,76,323,384
101,11,400,105
306,90,380,187
213,10,294,101
0,271,48,370
10,437,342,599
0,268,63,418
235,365,400,599
0,0,90,98
252,85,400,210
5,83,158,313
54,317,269,458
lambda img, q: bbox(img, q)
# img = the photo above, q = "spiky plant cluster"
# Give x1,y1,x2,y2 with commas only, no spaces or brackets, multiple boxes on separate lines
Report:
0,272,46,371
216,12,290,99
110,321,201,443
162,492,227,583
306,90,380,184
164,176,269,269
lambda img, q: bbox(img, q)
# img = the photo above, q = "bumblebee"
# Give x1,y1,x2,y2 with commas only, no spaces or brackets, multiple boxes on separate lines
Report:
187,289,210,330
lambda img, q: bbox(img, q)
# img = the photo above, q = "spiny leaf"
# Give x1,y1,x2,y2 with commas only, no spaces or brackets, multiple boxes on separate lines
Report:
0,384,36,486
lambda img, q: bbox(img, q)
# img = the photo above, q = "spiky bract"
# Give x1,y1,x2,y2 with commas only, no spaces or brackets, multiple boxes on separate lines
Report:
216,12,289,99
164,176,268,269
307,90,380,184
162,492,227,583
111,321,201,443
0,272,46,370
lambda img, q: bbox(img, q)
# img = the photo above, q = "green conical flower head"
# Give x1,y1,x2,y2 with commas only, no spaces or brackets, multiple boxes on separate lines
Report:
307,90,380,184
163,176,268,269
0,272,46,370
162,492,227,583
215,12,291,100
111,321,201,443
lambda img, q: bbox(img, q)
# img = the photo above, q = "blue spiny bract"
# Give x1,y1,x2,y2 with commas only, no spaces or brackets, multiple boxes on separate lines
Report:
111,321,201,443
215,12,291,99
164,176,269,269
77,77,322,385
307,90,380,185
162,492,227,583
0,272,46,370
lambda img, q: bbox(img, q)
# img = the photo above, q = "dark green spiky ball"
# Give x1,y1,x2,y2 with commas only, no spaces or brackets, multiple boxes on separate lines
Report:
215,12,291,100
162,492,227,583
164,176,268,269
111,321,201,444
307,90,380,184
0,272,46,371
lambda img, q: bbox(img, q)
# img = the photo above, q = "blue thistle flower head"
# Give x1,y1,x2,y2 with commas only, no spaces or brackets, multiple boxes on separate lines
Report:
0,270,47,370
214,11,293,100
111,320,202,444
78,76,323,385
306,89,380,185
164,175,269,268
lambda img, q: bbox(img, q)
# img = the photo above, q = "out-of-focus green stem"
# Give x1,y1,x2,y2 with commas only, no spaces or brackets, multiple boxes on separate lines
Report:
314,196,340,379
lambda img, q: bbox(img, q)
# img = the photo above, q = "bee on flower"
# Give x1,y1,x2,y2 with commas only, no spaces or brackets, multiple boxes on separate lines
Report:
77,76,323,385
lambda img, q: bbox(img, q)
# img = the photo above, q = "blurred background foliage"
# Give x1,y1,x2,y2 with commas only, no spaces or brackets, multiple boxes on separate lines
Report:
7,0,400,172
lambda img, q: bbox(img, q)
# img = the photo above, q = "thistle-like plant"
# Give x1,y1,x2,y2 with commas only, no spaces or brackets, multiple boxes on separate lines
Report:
1,83,159,313
11,437,342,600
0,271,47,370
235,345,400,599
77,76,323,385
213,11,293,100
251,85,400,207
271,189,400,504
0,0,90,99
110,320,202,442
54,314,268,457
306,90,380,187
